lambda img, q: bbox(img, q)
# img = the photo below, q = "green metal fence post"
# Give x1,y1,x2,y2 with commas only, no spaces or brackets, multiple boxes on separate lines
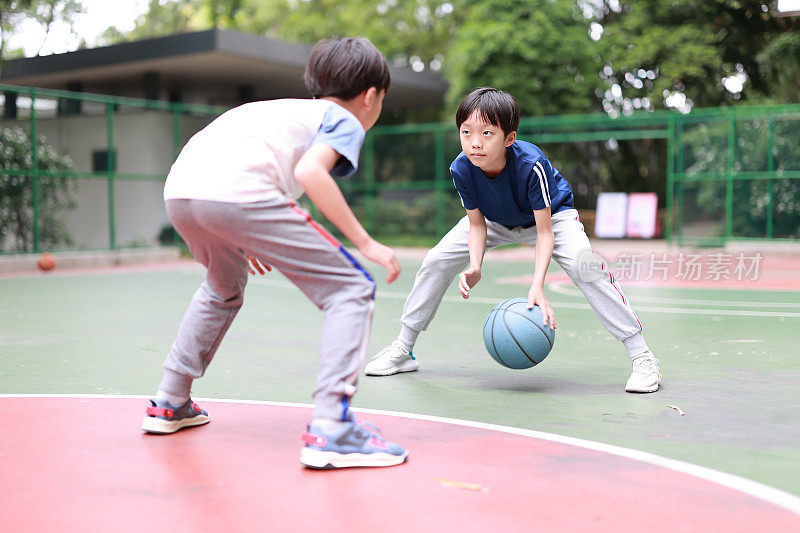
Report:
665,114,675,242
434,127,447,237
363,134,376,233
725,109,735,240
107,103,116,248
29,88,40,252
767,117,774,239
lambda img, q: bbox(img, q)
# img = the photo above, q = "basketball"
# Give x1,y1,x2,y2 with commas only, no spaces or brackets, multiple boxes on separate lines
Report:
483,297,555,369
37,253,56,272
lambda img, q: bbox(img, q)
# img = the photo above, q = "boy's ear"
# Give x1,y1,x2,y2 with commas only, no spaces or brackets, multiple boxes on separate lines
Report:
362,87,381,110
504,131,517,147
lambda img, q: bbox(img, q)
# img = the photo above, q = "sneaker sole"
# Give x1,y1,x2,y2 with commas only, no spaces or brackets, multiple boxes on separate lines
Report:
625,379,662,393
141,414,210,434
300,448,409,469
364,360,419,376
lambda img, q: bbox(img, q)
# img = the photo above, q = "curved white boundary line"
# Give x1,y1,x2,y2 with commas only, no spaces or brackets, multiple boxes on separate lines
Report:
2,393,799,517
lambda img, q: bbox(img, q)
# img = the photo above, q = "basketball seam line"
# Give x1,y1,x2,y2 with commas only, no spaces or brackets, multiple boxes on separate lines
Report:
492,298,522,368
504,309,554,350
489,308,508,368
502,313,538,366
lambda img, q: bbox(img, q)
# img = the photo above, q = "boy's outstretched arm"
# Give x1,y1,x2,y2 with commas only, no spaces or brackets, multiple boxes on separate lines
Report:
529,208,556,329
294,143,401,283
458,208,487,299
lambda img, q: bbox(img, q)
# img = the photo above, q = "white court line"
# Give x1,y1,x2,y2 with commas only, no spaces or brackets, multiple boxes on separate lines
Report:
2,393,800,517
251,277,800,318
548,281,800,309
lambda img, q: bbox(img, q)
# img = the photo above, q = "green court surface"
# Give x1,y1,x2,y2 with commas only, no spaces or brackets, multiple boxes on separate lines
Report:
1,252,799,496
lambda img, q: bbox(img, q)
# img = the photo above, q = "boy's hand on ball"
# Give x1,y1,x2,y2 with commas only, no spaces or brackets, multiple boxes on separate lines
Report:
247,254,272,276
458,266,481,299
528,286,556,329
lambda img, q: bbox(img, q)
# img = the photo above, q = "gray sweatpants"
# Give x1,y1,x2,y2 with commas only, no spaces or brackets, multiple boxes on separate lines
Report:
160,198,375,420
401,208,646,353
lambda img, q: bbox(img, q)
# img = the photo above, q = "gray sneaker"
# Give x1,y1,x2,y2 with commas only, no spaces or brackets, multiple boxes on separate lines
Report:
300,415,408,469
625,353,662,393
364,341,419,376
141,398,210,434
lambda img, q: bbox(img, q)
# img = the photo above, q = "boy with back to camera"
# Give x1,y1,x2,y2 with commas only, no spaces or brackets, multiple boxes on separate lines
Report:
140,37,409,469
365,87,662,393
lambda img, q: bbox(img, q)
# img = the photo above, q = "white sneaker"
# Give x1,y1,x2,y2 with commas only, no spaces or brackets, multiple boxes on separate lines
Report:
364,341,419,376
625,353,662,393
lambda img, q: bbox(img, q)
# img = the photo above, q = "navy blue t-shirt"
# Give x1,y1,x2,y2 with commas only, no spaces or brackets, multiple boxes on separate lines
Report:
450,140,574,227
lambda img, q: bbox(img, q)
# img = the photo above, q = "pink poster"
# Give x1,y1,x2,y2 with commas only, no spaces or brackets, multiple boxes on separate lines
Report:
626,193,659,238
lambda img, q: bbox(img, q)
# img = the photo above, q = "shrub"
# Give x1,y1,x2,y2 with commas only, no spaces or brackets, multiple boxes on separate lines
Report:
0,127,75,252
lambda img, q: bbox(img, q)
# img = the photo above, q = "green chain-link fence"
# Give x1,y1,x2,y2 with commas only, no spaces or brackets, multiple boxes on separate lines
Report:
0,84,224,253
2,83,799,254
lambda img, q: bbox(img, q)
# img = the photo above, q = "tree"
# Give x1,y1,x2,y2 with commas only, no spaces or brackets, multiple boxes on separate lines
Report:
270,0,468,74
756,32,800,104
0,0,35,61
0,127,75,252
97,0,207,44
446,0,601,116
0,0,84,63
596,0,800,113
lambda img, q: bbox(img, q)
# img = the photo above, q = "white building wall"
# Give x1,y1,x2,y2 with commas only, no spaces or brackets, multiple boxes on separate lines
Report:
2,111,213,249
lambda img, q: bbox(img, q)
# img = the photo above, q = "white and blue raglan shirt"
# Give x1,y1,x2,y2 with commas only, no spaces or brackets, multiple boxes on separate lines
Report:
450,140,574,227
164,99,364,203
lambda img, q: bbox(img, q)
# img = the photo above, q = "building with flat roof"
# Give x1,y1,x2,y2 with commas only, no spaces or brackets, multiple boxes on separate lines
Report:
0,30,448,252
1,28,447,112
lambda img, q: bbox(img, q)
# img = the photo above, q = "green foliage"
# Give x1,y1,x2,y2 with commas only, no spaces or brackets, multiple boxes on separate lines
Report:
677,117,800,239
311,190,465,243
446,0,601,116
97,0,207,44
271,0,467,69
756,33,800,104
362,191,465,238
0,0,85,61
0,127,76,251
98,0,800,117
99,0,466,76
598,0,800,111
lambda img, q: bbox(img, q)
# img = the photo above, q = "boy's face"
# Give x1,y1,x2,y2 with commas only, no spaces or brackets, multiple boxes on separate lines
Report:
458,110,516,176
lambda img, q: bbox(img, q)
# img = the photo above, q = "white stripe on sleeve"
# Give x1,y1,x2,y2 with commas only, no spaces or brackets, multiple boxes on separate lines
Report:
533,162,551,207
536,161,551,201
454,179,467,208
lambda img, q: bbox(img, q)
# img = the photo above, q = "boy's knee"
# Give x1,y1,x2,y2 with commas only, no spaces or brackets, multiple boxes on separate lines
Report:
560,260,582,283
201,281,245,309
325,276,374,312
342,273,376,301
420,248,450,271
355,276,376,301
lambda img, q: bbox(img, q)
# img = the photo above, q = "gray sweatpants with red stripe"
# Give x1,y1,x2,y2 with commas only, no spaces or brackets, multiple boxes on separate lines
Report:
159,198,375,420
401,208,648,356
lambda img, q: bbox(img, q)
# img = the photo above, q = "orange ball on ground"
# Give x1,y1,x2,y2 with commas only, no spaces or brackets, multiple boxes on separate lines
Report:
37,253,56,271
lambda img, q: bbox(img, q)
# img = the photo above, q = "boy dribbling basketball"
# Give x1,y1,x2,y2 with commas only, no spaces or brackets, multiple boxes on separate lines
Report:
366,87,661,393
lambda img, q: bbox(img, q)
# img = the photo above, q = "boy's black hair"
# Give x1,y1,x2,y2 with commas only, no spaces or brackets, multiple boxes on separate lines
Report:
304,37,391,100
455,87,520,136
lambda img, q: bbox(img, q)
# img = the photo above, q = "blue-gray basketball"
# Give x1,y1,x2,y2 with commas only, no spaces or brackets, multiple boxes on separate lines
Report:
483,297,556,369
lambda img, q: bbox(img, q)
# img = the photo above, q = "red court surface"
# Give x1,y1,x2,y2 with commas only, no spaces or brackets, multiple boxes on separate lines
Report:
2,396,799,532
